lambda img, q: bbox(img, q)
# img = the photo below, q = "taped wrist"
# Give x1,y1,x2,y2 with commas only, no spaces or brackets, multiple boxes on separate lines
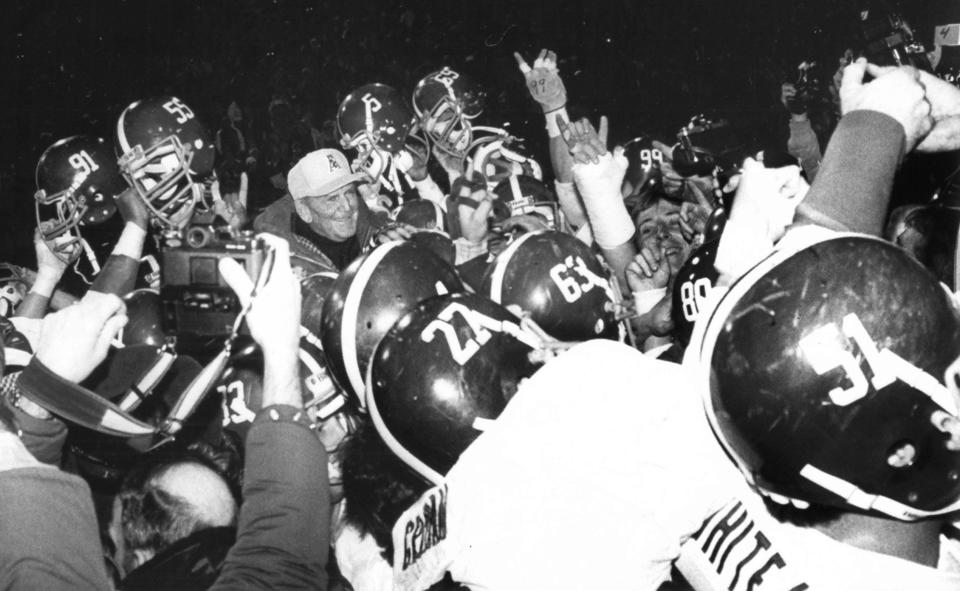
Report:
573,153,634,249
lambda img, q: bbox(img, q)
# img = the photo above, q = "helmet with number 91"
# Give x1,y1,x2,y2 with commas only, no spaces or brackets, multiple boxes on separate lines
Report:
116,96,215,228
35,136,124,259
693,234,960,520
321,241,465,411
412,67,485,157
368,292,542,483
482,230,619,341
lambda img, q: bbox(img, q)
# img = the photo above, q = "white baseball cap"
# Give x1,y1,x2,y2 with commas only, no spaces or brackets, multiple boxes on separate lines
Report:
287,149,365,200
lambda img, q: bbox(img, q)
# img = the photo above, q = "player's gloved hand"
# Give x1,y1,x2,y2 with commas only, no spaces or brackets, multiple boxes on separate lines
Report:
395,144,430,182
514,49,568,114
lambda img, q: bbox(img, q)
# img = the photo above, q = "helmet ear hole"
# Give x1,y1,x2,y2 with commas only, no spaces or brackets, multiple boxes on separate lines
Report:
886,441,917,469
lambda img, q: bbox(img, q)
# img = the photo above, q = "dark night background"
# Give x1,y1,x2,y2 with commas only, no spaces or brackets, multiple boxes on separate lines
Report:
0,0,950,267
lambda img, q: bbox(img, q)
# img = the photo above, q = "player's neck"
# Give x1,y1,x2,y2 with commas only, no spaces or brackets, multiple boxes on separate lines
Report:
813,512,942,567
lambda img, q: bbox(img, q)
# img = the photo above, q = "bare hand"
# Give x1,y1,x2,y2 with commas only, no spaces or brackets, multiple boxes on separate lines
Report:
514,49,568,113
626,246,671,293
211,172,249,230
374,223,416,244
558,116,609,164
457,184,494,244
35,291,127,383
33,226,69,281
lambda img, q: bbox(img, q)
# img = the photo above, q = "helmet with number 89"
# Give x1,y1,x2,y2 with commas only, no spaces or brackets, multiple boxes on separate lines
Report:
35,135,124,260
116,96,215,228
368,292,542,483
693,234,960,520
482,230,619,341
412,67,486,158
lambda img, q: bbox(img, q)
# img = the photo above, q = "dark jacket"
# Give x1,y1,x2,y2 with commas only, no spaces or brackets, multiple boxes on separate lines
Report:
253,193,386,272
120,527,236,591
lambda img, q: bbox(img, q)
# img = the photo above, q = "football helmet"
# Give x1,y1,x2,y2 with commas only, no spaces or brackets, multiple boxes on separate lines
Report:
482,230,618,341
321,240,464,410
412,67,486,157
116,96,215,228
490,175,561,230
465,135,542,191
621,135,666,198
392,199,447,233
35,135,123,260
671,240,719,347
367,292,543,483
119,289,165,348
693,234,960,520
338,83,416,182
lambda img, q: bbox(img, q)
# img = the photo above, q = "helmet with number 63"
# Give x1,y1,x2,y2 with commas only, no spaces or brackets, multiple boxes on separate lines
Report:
693,234,960,520
116,96,215,228
368,292,542,483
321,241,464,410
35,135,124,259
482,231,618,341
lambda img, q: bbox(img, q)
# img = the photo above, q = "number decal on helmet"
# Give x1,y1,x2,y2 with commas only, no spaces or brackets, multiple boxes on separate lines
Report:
433,67,460,88
163,97,195,124
219,380,255,425
421,301,513,366
67,150,100,176
548,255,613,304
680,277,713,321
639,149,664,172
799,314,896,406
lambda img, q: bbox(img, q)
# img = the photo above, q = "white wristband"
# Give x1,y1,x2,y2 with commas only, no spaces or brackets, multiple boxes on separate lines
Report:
545,108,569,138
633,287,667,316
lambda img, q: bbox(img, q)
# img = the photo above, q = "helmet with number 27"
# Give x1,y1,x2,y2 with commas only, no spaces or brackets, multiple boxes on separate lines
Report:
116,96,215,228
693,234,960,521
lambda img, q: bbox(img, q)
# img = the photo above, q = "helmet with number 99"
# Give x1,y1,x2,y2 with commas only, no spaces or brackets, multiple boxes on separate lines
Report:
413,67,485,157
368,292,542,483
482,231,618,341
35,136,123,259
621,135,666,197
116,96,215,228
671,239,719,347
321,241,464,410
693,234,960,520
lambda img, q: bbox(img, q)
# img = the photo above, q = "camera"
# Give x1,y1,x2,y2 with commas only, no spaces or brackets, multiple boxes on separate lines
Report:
859,8,931,71
160,225,266,340
786,61,824,115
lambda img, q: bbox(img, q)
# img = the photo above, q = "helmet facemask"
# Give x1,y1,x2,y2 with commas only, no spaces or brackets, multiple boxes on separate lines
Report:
118,135,200,228
34,188,86,264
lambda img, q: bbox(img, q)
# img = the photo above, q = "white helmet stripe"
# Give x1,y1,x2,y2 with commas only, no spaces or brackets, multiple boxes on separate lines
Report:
486,230,541,304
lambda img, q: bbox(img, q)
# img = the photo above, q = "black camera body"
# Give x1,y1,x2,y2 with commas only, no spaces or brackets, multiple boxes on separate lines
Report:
860,9,931,71
160,225,265,340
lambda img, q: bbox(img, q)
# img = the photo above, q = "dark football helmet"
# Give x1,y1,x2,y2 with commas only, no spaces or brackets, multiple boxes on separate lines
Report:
321,240,465,410
116,96,215,228
367,292,543,483
693,234,960,520
466,135,542,191
119,289,166,348
338,83,417,187
412,67,486,157
621,135,666,197
490,175,561,230
35,136,124,261
482,231,618,341
671,240,719,347
392,199,447,233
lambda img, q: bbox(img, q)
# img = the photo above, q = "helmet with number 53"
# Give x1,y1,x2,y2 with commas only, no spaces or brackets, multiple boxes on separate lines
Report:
692,234,960,520
413,67,486,158
482,231,619,342
116,96,215,228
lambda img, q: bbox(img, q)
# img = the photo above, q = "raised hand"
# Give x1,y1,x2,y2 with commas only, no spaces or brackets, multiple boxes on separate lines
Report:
514,49,568,113
115,186,151,231
558,115,609,165
211,172,249,230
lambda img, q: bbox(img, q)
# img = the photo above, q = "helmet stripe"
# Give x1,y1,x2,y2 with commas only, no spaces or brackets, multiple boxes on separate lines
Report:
341,241,403,408
116,104,134,156
486,230,540,303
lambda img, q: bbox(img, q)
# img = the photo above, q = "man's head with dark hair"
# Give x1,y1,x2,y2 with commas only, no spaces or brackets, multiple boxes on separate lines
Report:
625,187,693,278
109,447,238,577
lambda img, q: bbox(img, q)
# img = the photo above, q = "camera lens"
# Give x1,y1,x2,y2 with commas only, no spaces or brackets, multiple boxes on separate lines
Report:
186,226,211,249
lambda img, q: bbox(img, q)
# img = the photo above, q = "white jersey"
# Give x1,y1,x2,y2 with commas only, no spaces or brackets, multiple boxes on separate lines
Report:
678,492,960,590
391,339,744,590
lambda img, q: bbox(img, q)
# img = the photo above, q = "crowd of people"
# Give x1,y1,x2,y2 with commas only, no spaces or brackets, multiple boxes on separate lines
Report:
5,3,960,590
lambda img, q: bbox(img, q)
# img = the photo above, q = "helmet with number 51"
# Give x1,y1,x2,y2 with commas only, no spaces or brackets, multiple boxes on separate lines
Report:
116,96,215,228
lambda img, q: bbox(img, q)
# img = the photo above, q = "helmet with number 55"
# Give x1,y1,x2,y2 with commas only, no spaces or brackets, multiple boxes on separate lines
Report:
693,234,960,521
482,231,619,341
116,96,215,228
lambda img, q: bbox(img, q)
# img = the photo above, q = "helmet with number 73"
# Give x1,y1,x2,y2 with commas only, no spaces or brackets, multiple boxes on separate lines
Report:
35,135,124,261
367,292,543,483
481,230,619,341
116,96,216,228
338,83,416,184
412,67,486,158
692,234,960,521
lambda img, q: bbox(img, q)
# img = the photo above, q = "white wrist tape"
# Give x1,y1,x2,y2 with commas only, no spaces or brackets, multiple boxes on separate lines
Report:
633,287,667,315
